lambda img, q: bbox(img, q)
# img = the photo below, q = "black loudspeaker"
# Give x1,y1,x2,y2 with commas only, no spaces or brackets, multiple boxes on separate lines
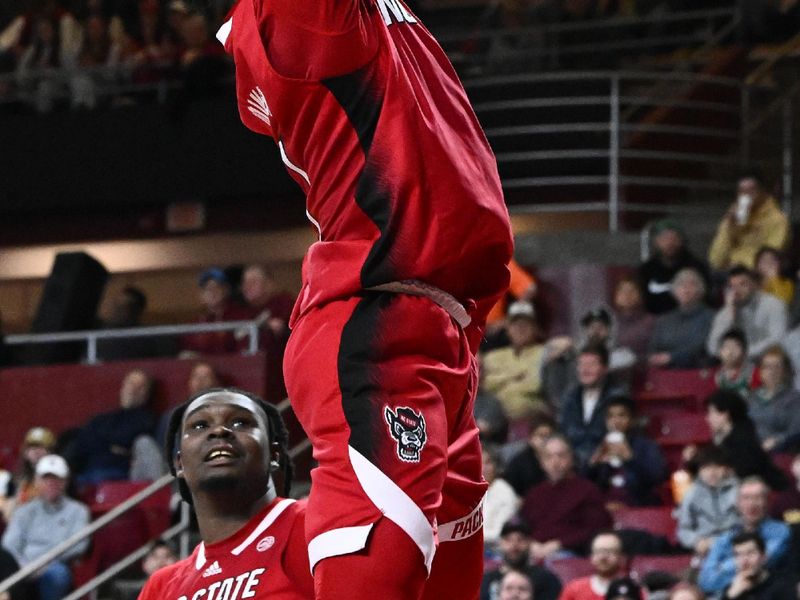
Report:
21,252,109,365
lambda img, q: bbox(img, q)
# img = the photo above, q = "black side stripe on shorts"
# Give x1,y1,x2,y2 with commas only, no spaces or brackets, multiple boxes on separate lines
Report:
337,292,393,464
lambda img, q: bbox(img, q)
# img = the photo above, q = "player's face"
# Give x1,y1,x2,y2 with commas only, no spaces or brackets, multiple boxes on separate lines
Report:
177,392,273,499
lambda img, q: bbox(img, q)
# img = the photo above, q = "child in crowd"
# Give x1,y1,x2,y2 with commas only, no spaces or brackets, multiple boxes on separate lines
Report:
714,329,756,397
676,446,740,557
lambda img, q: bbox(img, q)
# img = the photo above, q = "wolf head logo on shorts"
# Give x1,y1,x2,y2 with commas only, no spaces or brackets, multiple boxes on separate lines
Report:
385,406,427,463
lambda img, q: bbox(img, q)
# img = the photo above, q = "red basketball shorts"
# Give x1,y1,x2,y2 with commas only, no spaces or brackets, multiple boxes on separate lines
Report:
283,291,487,574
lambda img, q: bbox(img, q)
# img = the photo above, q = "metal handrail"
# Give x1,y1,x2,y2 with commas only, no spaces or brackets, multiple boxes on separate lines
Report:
5,320,261,364
0,474,175,596
435,7,736,43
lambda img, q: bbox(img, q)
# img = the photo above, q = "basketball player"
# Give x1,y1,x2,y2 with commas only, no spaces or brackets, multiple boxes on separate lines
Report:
137,389,314,599
215,1,513,598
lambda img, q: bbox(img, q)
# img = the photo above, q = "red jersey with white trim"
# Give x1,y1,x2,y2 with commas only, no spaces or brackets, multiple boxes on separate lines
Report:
137,498,313,600
217,0,513,326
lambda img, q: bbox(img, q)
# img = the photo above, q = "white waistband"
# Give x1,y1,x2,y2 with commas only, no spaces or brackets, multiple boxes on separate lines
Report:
437,497,485,543
366,280,471,328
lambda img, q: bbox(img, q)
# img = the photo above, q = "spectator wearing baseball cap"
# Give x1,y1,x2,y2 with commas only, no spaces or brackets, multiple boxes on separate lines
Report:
482,301,548,430
1,454,90,600
180,266,251,356
0,427,57,522
637,219,710,315
479,520,562,600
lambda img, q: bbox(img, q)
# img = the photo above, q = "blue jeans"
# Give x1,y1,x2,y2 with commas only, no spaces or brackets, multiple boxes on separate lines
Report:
37,561,72,600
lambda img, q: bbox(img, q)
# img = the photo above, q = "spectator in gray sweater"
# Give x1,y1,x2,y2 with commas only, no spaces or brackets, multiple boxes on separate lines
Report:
747,345,800,451
1,455,90,600
676,446,740,557
707,266,787,361
648,267,714,368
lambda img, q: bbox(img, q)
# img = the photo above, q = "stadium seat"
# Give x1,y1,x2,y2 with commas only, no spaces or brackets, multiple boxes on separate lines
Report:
629,554,693,580
654,412,711,445
92,481,172,539
636,393,702,419
547,557,594,583
637,369,716,403
613,506,678,546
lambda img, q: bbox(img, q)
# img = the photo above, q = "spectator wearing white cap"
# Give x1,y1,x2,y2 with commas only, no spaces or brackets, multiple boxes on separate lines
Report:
1,454,90,600
482,301,548,427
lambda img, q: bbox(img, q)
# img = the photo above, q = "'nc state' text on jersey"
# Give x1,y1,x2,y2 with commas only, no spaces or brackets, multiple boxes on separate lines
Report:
176,568,266,600
376,0,417,26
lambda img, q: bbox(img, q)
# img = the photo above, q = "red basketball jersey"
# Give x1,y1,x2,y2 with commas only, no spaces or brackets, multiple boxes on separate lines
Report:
137,498,313,600
217,0,513,325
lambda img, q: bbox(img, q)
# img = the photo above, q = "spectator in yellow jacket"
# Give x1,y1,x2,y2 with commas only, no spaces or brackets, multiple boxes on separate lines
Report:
709,173,789,271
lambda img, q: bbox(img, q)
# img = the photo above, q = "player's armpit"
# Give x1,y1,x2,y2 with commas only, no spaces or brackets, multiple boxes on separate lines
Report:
256,0,378,80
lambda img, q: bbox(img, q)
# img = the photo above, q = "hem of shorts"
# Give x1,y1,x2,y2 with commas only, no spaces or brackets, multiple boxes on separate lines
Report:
307,522,376,574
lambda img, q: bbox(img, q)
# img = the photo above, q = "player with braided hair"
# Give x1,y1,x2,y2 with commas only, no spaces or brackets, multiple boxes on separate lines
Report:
138,388,313,600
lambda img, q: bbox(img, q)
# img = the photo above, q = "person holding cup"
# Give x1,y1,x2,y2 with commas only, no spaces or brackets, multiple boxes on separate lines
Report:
708,172,789,272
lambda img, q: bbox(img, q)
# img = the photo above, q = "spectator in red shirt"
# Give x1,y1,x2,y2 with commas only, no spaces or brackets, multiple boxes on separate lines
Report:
180,268,251,356
519,434,612,562
559,531,627,600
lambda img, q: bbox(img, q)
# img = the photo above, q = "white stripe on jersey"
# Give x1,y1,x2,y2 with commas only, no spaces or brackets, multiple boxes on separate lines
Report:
216,18,232,46
278,141,322,239
231,498,295,555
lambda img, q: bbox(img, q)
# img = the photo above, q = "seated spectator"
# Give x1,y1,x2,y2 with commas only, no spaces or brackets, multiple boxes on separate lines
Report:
676,446,740,557
703,390,787,490
708,172,790,272
647,267,714,369
519,435,612,561
747,346,800,451
68,368,157,485
586,396,667,507
560,344,625,466
0,427,56,522
542,308,634,407
241,264,294,341
707,266,788,362
15,16,65,113
771,452,800,524
111,540,178,600
96,285,173,361
483,301,548,423
638,218,710,315
483,258,537,350
69,13,121,109
666,583,704,600
713,329,756,397
474,363,510,445
604,577,643,600
611,278,654,365
504,413,555,498
241,264,295,400
483,445,521,548
698,476,791,594
755,246,794,306
180,267,251,356
496,569,533,600
480,522,562,600
558,531,626,600
781,319,800,392
721,531,795,599
1,455,90,600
